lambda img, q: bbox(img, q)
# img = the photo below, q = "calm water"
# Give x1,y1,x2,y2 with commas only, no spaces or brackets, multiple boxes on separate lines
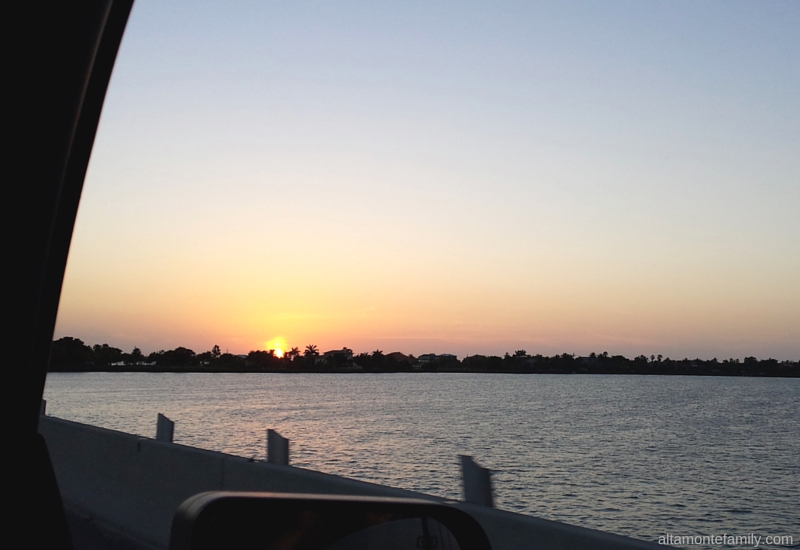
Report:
44,373,799,547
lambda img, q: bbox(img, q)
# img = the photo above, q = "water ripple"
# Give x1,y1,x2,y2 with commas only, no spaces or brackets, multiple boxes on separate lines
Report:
44,373,800,546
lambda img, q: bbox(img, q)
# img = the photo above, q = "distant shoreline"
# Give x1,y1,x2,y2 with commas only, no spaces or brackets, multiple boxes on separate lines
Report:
49,337,799,378
49,364,799,378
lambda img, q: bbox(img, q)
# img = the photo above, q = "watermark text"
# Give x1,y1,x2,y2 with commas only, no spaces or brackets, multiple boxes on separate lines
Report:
658,533,794,547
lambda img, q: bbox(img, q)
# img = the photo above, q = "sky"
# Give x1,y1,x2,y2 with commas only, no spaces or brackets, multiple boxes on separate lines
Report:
55,1,800,360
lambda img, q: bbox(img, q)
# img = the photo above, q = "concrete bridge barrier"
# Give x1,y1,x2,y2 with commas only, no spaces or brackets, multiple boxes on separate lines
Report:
39,416,664,550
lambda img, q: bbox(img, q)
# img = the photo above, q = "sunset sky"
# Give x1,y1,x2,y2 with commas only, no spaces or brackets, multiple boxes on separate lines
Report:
55,1,799,360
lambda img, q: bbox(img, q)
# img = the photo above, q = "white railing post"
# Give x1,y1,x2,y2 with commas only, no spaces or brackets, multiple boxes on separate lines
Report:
267,429,289,465
156,413,174,442
460,455,493,507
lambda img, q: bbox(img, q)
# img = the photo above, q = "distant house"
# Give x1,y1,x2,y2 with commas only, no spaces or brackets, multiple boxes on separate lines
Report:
418,353,457,364
384,352,417,369
323,348,354,361
322,348,354,368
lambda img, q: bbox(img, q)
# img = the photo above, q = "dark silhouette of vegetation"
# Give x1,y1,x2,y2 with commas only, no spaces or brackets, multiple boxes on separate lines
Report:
48,337,799,378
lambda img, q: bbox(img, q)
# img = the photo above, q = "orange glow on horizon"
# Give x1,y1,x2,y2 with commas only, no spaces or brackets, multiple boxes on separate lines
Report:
266,336,288,358
50,2,800,363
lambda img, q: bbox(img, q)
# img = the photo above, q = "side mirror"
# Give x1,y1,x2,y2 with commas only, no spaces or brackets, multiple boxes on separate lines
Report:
170,492,491,550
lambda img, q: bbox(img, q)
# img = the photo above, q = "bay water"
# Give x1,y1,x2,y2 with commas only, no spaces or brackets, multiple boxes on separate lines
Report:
43,373,799,547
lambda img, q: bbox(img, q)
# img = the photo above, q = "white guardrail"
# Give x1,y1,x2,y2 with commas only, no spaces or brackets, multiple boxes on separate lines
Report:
39,415,666,550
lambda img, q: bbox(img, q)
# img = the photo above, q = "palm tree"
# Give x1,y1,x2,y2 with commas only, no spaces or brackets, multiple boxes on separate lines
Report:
304,344,319,357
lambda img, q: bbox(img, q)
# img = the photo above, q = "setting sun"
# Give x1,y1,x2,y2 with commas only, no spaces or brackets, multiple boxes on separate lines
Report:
53,0,800,363
33,4,800,549
266,336,288,358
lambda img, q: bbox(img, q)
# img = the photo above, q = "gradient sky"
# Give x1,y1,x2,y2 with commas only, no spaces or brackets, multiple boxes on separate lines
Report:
55,1,800,360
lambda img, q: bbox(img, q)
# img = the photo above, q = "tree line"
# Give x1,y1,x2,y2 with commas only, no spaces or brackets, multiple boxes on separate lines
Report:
47,337,799,377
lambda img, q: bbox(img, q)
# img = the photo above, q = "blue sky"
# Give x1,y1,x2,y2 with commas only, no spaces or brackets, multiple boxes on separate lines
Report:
56,1,799,359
